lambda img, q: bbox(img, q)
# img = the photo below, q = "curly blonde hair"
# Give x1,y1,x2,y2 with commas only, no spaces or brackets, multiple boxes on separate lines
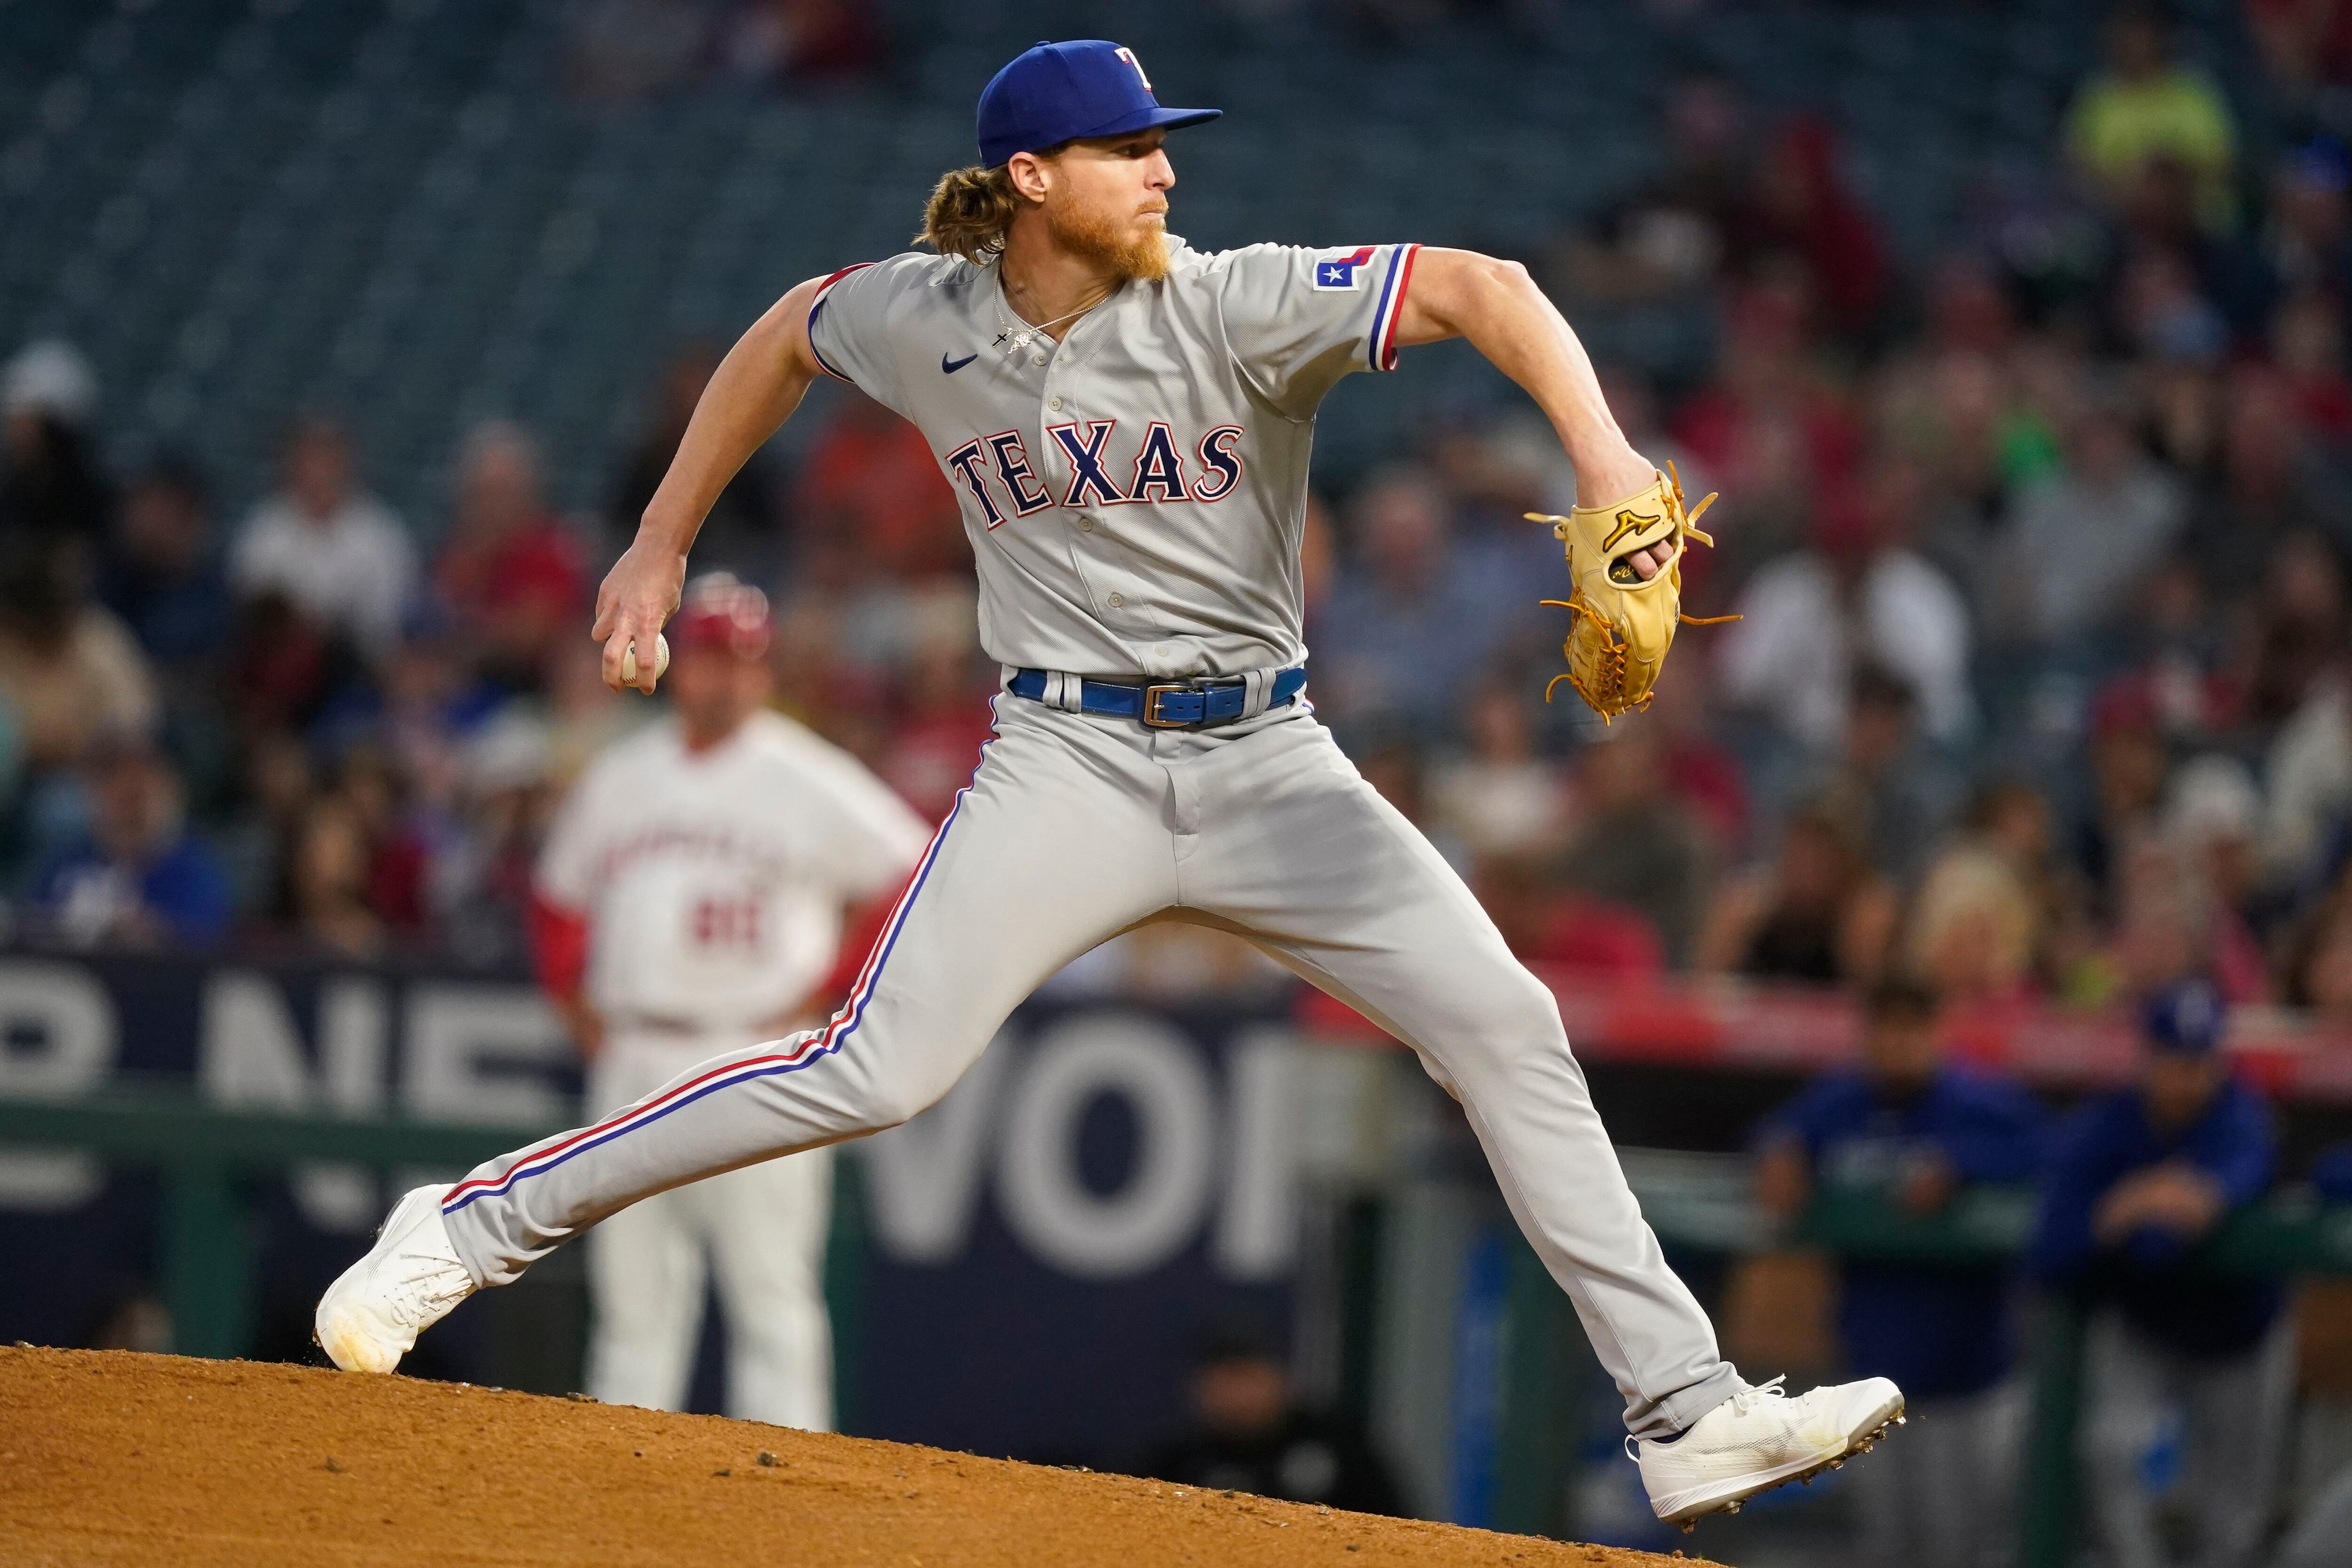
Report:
917,164,1023,262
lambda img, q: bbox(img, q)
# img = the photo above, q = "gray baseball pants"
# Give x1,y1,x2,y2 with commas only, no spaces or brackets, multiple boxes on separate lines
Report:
2081,1312,2295,1568
583,1027,834,1431
439,694,1740,1437
1851,1381,2022,1568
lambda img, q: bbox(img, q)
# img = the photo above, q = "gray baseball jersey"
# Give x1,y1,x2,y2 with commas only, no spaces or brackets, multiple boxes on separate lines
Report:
431,236,1750,1443
805,239,1420,679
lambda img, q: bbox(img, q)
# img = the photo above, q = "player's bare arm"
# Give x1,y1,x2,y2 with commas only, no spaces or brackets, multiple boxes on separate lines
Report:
594,276,830,692
324,42,1905,1531
1394,248,1675,581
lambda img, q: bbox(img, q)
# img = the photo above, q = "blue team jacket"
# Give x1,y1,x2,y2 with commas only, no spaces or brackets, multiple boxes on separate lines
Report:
2027,1078,2282,1358
1755,1066,2048,1401
2315,1142,2352,1202
30,835,231,949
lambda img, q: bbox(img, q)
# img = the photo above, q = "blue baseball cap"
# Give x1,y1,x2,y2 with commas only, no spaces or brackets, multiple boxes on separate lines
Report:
976,40,1220,169
2142,977,2227,1057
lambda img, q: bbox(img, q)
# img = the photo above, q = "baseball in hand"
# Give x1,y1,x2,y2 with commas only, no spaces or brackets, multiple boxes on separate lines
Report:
619,632,669,685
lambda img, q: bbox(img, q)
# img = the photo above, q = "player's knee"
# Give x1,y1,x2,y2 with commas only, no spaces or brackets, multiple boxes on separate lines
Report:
1468,966,1571,1048
845,1070,952,1133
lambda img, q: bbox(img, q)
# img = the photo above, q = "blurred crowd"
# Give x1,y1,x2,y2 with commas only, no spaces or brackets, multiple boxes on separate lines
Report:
562,0,889,104
1351,1,2352,1028
0,327,985,970
0,5,2348,1034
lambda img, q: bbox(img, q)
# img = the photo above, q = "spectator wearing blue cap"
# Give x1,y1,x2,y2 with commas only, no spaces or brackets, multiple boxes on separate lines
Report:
1752,976,2046,1568
2028,977,2291,1568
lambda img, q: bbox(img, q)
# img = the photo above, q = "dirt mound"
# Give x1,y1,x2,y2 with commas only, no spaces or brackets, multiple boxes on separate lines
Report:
0,1347,1706,1567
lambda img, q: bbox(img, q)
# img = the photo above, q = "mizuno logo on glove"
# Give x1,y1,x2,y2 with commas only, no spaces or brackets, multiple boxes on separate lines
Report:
1601,509,1660,553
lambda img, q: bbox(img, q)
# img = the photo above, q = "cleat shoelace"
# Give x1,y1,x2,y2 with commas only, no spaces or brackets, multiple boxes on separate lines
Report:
378,1232,473,1332
389,1272,471,1329
1725,1375,1787,1417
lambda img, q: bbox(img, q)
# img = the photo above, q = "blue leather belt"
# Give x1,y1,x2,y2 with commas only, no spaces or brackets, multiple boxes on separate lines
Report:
1007,664,1307,729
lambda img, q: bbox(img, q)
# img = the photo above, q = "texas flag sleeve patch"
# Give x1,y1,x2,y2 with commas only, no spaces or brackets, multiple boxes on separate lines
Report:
1311,246,1379,290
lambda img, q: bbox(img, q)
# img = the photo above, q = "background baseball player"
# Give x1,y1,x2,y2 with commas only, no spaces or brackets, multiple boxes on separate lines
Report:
529,572,929,1430
2028,979,2294,1568
319,39,1904,1528
1752,976,2047,1568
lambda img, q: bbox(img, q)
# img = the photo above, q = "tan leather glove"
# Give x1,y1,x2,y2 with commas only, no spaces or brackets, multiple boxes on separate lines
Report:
1526,463,1731,720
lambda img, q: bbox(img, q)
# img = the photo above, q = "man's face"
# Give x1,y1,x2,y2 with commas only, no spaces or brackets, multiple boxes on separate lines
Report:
1358,478,1445,587
121,480,205,573
458,438,539,539
285,430,352,517
666,643,768,740
91,754,171,861
2109,15,2164,79
2141,1051,2223,1130
1029,129,1174,280
1861,1014,1940,1095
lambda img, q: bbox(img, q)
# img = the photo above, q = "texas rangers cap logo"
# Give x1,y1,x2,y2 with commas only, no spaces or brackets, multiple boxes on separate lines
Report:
1313,246,1376,291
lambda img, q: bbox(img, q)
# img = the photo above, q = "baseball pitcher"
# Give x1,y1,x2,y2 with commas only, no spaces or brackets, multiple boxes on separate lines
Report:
321,40,1904,1527
527,574,929,1429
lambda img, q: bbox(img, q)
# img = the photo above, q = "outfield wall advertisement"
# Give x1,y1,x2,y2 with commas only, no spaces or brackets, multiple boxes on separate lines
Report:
0,949,1303,1464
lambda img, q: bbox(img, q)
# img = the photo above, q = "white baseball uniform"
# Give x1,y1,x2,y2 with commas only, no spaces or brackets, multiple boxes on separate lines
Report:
535,708,930,1429
444,238,1744,1439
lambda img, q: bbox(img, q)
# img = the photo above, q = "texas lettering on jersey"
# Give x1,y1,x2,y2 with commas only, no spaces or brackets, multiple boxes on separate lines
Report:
804,240,1419,676
940,420,1245,529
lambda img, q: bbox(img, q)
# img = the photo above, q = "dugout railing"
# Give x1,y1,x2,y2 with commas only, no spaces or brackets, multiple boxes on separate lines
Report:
3,1088,2348,1568
1475,1147,2352,1568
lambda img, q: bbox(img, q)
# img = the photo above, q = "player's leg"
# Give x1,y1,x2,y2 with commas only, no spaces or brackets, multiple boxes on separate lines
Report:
2275,1463,2352,1568
1849,1392,1996,1568
706,1144,836,1431
1179,716,1734,1435
2177,1318,2294,1568
580,1031,712,1412
438,701,1175,1283
2077,1314,2172,1568
1846,1398,1914,1566
583,1185,706,1413
318,699,1178,1370
1180,714,1899,1522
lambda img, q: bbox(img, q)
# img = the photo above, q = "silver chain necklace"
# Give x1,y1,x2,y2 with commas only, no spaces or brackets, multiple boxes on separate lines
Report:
992,287,1111,358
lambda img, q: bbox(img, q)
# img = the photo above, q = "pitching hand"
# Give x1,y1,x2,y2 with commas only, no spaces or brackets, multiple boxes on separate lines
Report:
592,541,687,693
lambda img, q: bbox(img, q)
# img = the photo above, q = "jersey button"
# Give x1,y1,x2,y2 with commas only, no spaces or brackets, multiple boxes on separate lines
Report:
1031,353,1047,366
1078,516,1095,532
1108,593,1124,607
1048,396,1063,412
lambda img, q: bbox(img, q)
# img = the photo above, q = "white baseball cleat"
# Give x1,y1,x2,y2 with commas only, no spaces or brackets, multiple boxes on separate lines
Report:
313,1184,477,1374
1634,1375,1905,1529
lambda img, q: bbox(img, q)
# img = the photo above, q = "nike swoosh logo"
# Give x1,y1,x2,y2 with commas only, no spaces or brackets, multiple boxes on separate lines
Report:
941,352,978,374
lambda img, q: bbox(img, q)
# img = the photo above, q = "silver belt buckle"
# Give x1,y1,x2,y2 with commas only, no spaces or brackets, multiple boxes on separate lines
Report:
1140,683,1196,728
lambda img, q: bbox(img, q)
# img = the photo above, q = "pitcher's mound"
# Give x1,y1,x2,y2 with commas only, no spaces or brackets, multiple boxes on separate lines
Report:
0,1346,1703,1567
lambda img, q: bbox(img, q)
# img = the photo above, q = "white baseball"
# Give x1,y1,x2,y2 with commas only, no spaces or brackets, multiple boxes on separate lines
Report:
619,632,669,685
